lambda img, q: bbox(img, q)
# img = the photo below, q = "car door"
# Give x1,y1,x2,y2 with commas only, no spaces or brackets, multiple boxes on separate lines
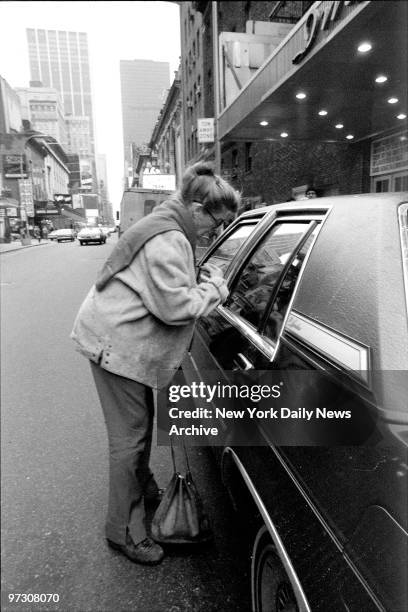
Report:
182,210,324,441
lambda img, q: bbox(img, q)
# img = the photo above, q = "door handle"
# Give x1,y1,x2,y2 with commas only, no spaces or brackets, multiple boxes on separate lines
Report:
233,353,254,370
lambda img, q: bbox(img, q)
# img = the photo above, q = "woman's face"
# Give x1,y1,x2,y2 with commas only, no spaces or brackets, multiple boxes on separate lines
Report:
191,202,235,238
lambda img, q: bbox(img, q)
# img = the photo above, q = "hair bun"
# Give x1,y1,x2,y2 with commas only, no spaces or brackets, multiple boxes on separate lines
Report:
194,162,214,177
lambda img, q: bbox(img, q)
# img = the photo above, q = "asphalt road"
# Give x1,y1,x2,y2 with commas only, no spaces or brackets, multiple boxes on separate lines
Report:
0,237,251,612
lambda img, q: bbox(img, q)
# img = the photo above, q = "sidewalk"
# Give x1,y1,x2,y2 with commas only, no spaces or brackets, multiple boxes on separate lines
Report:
0,239,52,254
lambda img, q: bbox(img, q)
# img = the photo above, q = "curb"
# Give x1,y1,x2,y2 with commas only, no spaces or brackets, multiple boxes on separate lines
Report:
0,241,52,255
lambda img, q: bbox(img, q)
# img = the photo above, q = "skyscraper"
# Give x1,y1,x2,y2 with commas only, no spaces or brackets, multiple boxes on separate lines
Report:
120,59,170,185
26,28,96,190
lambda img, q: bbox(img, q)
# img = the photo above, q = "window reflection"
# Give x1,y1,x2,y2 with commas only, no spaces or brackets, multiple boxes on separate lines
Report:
264,228,317,341
198,222,259,275
227,223,310,328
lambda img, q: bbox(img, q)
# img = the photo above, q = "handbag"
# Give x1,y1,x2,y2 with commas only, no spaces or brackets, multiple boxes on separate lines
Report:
151,442,212,545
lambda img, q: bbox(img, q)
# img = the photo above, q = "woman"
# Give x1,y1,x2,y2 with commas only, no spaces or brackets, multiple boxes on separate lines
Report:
71,162,240,565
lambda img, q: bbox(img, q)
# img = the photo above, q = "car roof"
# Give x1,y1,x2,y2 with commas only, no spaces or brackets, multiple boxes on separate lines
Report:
230,193,408,373
238,192,408,219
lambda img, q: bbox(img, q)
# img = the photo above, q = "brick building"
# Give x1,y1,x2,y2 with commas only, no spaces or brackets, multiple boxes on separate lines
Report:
181,1,407,206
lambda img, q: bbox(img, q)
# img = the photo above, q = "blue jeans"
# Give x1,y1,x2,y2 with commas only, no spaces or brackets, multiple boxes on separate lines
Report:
90,362,159,545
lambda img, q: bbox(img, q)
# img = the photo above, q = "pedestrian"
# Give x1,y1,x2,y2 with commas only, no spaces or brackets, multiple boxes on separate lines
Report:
34,226,41,242
70,162,240,566
305,187,318,199
42,226,48,240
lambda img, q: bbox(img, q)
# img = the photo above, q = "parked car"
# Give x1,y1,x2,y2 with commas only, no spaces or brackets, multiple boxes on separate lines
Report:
77,227,106,245
179,193,408,612
48,228,76,242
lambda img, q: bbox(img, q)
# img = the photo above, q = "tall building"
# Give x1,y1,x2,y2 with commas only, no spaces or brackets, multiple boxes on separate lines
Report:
16,86,67,148
120,59,170,186
26,28,96,190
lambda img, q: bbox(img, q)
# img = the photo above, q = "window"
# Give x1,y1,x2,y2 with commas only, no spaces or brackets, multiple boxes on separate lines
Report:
263,226,318,341
226,222,311,329
394,173,408,191
374,176,391,192
201,222,261,273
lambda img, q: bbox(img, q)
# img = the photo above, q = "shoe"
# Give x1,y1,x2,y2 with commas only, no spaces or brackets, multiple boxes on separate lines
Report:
144,488,164,507
107,535,164,565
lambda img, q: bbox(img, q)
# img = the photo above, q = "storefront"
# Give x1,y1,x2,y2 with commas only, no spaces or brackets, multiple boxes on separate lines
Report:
217,0,407,200
0,197,19,242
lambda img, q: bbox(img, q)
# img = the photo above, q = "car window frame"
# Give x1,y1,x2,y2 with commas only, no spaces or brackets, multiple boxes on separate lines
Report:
258,221,319,340
196,214,267,279
214,211,328,361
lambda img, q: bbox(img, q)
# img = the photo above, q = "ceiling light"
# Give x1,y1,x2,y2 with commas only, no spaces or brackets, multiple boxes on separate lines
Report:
346,135,354,140
318,110,328,116
260,120,269,126
357,42,372,53
397,113,407,120
335,123,344,129
295,92,306,99
280,132,288,138
375,75,388,83
388,97,399,104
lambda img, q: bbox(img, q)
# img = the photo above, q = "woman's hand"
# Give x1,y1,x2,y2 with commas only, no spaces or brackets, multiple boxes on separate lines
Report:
200,262,224,280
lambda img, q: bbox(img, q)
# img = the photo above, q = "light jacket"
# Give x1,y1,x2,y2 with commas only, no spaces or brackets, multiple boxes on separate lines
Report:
95,198,196,291
70,230,228,388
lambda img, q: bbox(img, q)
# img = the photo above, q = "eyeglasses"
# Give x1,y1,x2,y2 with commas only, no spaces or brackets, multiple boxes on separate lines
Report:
193,202,225,228
205,208,225,228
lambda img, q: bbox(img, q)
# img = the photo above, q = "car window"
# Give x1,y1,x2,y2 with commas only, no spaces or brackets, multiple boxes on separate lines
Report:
225,222,311,328
262,226,318,342
199,223,259,274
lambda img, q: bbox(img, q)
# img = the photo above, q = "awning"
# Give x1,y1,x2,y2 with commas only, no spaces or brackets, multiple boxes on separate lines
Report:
218,1,407,143
0,198,20,209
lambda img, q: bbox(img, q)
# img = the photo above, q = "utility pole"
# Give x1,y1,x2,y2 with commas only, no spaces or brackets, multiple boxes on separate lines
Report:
212,1,221,174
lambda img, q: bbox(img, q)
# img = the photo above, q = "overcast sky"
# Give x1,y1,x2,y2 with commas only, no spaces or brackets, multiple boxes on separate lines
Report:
0,0,181,210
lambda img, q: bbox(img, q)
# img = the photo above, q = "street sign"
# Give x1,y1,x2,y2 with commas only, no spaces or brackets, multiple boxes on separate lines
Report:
197,118,215,143
18,179,34,216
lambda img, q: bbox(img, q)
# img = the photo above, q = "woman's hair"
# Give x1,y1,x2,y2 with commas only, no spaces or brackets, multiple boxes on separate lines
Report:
179,162,240,213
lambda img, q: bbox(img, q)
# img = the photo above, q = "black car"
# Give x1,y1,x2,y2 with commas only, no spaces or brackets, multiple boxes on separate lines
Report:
178,193,408,612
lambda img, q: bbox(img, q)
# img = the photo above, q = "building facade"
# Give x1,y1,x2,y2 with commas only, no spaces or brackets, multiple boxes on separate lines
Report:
96,153,114,225
149,69,183,187
120,59,170,186
183,1,407,207
16,86,68,148
26,28,97,191
179,3,206,165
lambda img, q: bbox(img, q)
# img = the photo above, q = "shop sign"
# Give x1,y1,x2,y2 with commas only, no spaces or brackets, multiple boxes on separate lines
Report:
54,194,72,205
18,179,34,216
142,174,176,190
197,118,215,143
293,1,362,65
3,154,28,178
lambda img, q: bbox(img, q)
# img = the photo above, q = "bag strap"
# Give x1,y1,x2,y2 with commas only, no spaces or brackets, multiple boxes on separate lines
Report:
170,439,192,476
170,439,177,473
182,439,192,476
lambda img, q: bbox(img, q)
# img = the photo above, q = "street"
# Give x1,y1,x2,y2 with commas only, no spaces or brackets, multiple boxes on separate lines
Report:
0,237,251,612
